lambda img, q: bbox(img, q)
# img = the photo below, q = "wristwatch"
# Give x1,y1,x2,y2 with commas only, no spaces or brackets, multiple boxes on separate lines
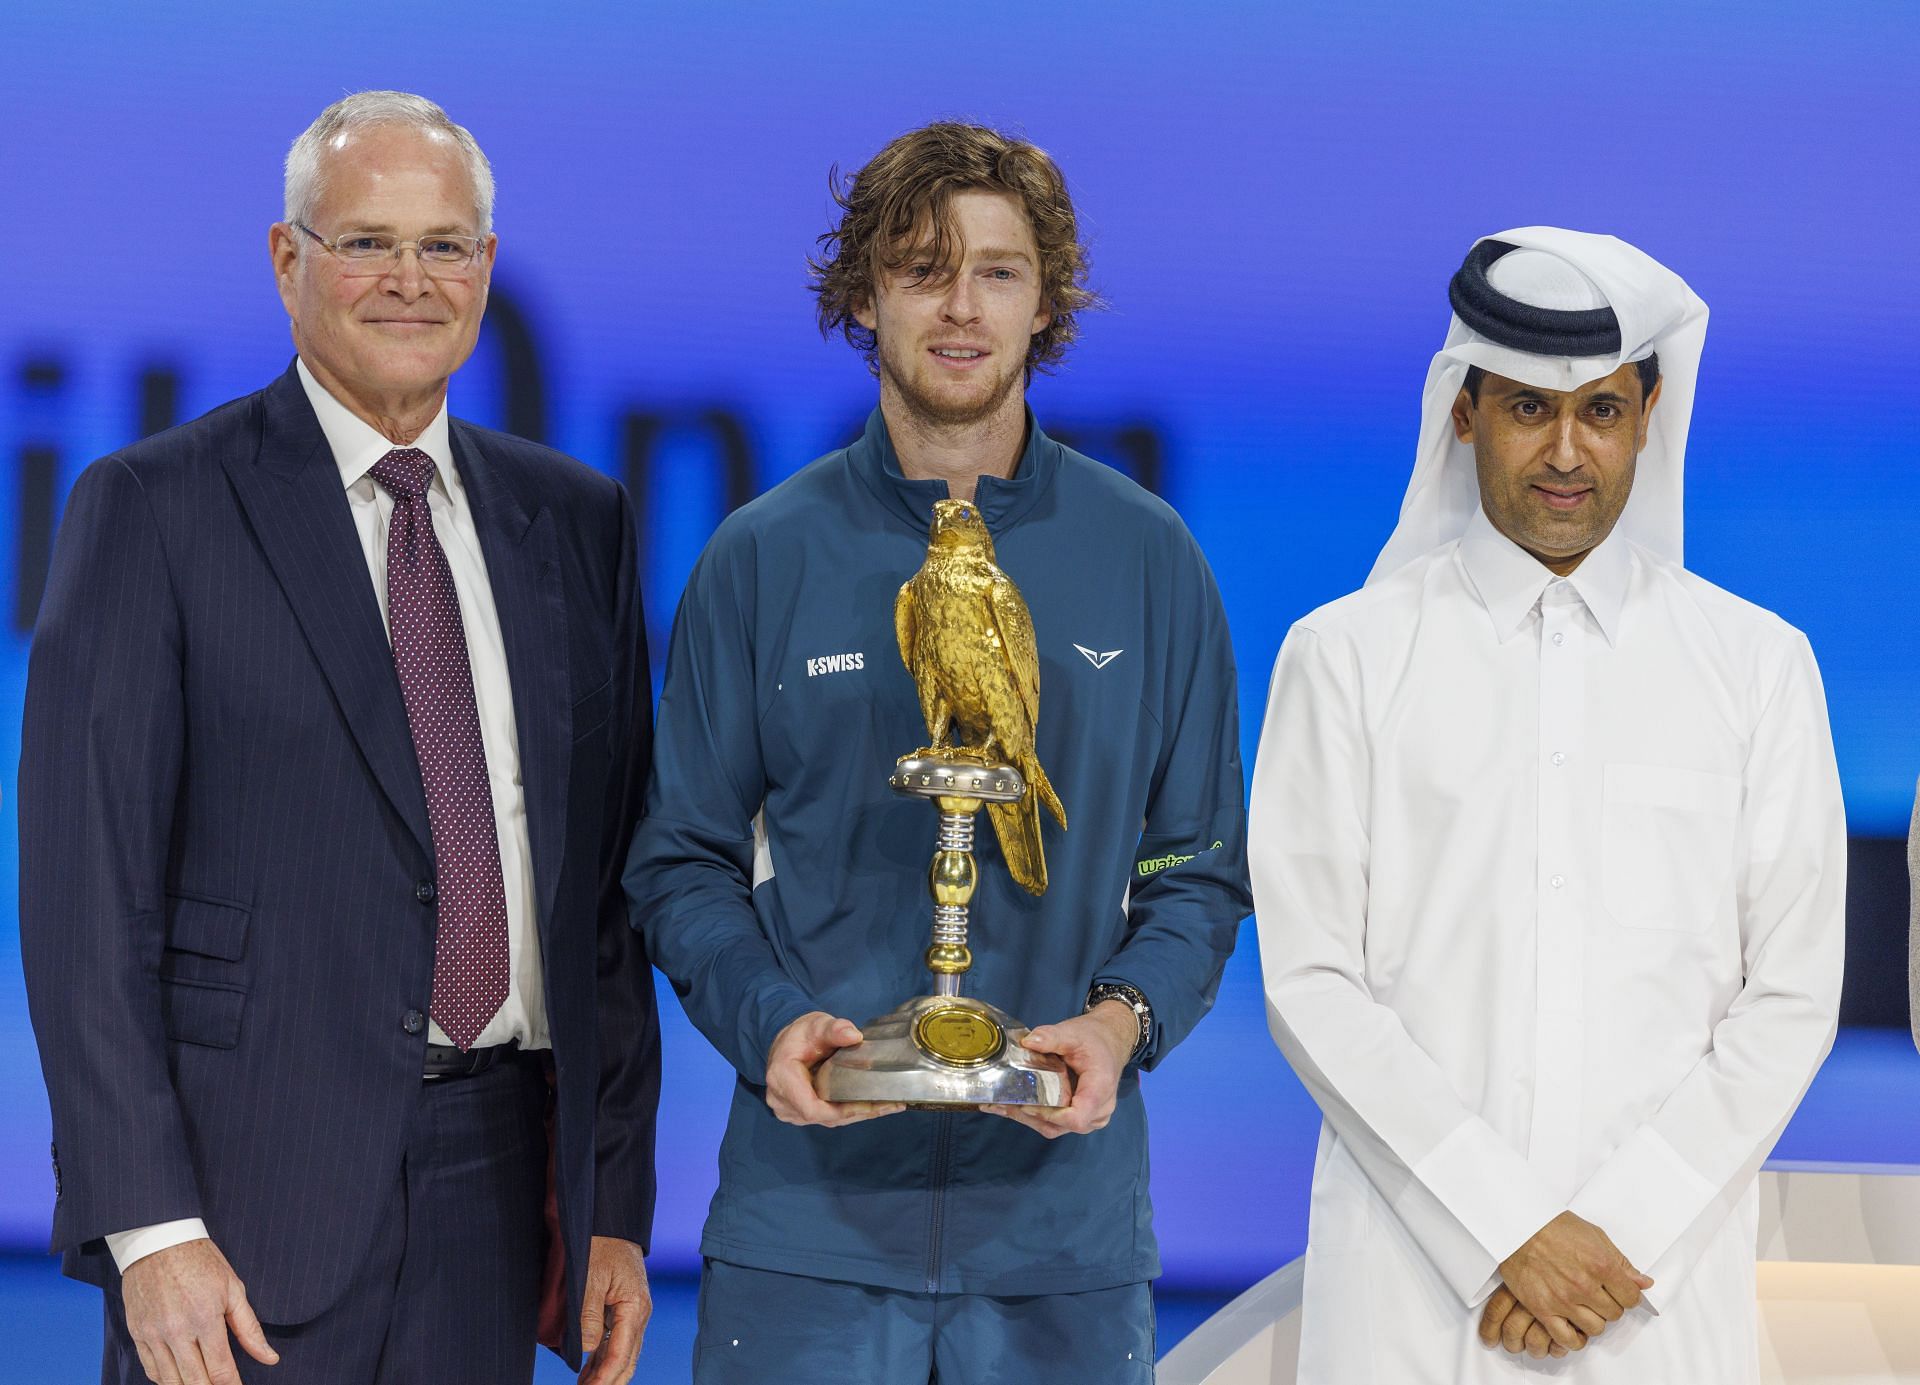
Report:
1085,981,1153,1064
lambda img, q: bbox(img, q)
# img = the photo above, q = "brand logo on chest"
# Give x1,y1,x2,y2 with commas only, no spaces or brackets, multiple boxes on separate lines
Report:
806,652,866,677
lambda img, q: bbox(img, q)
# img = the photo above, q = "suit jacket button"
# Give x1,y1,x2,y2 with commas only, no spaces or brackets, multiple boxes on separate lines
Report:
402,1010,426,1035
415,879,437,905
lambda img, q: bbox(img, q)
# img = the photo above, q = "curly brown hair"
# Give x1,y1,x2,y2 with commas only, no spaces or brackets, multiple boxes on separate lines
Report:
809,122,1098,378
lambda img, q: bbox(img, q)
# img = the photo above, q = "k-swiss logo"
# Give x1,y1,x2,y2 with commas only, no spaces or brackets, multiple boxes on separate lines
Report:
1074,643,1125,670
806,652,866,677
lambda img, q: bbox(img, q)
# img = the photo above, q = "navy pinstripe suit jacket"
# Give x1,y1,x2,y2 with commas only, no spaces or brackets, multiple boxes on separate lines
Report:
18,363,659,1363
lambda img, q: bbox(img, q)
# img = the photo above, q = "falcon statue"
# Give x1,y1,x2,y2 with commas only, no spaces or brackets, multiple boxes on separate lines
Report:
895,498,1067,895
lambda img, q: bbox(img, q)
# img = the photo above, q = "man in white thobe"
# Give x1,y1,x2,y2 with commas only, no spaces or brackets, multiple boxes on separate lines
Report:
1251,227,1846,1382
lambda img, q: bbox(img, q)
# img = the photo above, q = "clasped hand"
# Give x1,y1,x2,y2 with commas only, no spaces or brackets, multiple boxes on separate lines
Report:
1479,1212,1653,1358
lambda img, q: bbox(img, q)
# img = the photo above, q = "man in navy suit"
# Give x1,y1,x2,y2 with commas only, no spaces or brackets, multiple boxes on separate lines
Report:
18,91,657,1385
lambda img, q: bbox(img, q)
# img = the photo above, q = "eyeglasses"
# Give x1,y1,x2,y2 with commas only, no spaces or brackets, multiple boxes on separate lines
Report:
295,223,486,278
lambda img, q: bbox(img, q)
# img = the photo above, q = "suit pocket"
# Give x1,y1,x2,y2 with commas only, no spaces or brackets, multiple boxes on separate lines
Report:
571,676,614,742
164,894,250,961
160,977,246,1049
1601,763,1741,933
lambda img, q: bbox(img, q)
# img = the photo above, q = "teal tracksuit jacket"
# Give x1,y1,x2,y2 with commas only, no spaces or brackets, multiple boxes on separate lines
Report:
626,408,1251,1296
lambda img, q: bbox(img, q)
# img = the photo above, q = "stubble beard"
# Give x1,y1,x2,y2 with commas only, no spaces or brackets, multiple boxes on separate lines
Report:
1500,479,1628,565
878,335,1026,431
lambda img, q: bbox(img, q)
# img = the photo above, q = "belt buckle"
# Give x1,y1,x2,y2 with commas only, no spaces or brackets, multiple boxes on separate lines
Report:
423,1038,518,1081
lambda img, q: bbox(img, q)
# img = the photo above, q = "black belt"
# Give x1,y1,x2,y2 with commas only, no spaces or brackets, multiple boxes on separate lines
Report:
422,1038,528,1080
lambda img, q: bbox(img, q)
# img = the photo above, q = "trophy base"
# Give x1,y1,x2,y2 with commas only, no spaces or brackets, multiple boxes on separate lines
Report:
814,994,1070,1109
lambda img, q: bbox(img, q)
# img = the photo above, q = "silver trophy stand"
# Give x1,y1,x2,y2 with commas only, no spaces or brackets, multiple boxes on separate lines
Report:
814,753,1070,1109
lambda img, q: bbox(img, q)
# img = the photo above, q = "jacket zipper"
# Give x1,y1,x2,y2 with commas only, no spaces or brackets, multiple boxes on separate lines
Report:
926,1110,954,1293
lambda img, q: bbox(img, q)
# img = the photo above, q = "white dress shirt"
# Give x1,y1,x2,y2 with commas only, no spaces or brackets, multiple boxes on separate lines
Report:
108,361,548,1272
1251,507,1845,1382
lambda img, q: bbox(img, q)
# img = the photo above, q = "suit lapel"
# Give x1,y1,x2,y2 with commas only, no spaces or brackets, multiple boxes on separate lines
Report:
455,422,571,937
222,364,434,857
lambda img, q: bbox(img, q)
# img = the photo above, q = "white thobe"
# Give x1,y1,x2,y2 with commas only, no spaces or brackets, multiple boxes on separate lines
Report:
1250,507,1845,1382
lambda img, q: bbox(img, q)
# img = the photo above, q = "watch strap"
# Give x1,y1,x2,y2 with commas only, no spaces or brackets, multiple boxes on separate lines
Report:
1086,981,1153,1063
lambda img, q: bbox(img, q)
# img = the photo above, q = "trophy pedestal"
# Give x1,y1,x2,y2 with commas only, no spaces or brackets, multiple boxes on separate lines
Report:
815,748,1069,1111
816,993,1069,1109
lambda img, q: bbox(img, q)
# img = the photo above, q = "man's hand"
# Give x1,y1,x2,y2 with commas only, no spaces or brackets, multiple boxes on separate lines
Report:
578,1236,651,1385
1478,1284,1576,1359
120,1238,280,1385
981,1000,1137,1139
1496,1212,1653,1352
765,1012,906,1127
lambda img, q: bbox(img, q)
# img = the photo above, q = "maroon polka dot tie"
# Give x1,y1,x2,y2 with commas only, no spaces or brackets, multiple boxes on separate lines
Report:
370,448,509,1051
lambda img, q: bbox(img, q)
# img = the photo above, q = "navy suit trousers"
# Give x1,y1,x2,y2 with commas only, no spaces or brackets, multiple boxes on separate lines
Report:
103,1059,548,1385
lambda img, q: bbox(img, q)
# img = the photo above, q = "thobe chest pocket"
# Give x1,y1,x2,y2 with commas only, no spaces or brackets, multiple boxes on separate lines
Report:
1600,763,1741,933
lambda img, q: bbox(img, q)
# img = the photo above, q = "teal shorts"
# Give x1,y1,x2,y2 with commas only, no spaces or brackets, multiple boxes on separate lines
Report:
693,1259,1155,1384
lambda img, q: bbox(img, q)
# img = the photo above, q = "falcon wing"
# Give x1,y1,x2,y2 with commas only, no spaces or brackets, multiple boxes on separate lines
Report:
894,578,917,674
985,572,1041,727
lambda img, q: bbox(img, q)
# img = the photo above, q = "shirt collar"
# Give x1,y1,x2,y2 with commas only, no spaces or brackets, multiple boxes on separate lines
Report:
848,406,1059,534
1458,504,1631,646
296,356,455,496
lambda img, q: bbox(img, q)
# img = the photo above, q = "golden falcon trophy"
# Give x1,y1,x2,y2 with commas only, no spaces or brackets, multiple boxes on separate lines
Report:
815,499,1070,1109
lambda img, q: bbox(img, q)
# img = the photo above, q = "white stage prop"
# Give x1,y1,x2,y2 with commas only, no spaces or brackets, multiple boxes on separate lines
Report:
1159,1165,1920,1384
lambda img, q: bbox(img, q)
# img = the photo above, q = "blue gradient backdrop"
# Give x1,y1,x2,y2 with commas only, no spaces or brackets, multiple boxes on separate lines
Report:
0,0,1914,1293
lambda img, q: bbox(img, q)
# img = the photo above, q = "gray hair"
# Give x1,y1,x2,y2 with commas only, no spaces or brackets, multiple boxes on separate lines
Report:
284,90,495,235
